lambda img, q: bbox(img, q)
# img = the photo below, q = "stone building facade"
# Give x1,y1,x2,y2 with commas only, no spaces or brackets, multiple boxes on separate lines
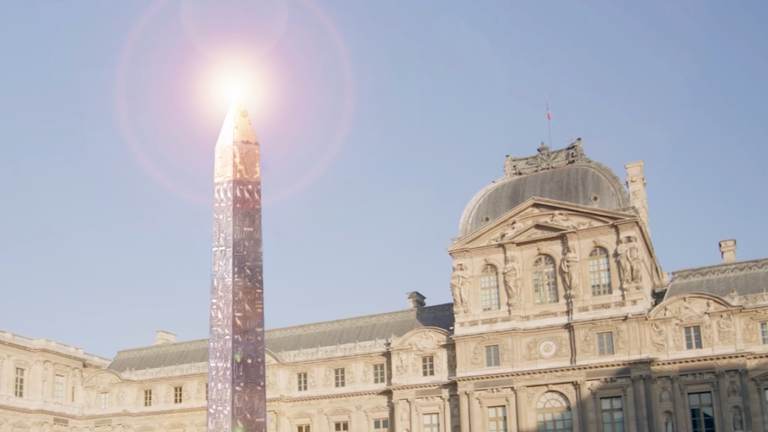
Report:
2,141,768,432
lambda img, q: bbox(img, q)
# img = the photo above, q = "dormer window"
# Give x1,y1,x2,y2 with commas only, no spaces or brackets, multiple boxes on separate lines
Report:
589,247,612,296
533,256,558,304
481,265,501,311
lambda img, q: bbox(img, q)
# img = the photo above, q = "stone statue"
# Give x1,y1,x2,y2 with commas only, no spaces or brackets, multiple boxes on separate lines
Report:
503,255,522,308
617,237,632,285
561,245,581,299
503,155,518,177
450,264,471,312
733,410,743,432
628,236,643,283
664,413,674,432
719,313,735,342
651,323,667,351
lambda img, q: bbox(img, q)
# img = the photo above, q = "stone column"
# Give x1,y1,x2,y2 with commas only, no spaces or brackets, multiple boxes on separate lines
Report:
514,386,527,432
739,370,753,432
644,376,656,432
207,98,265,432
753,379,766,432
459,392,470,432
469,391,480,432
575,381,587,432
632,376,646,432
443,396,451,432
671,376,688,432
505,394,517,432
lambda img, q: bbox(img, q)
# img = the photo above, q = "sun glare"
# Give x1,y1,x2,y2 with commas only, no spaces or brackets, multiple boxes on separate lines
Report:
228,82,242,101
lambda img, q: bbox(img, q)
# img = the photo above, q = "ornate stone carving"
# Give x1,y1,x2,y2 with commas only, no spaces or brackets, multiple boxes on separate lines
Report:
502,140,590,178
617,236,644,288
718,313,736,343
561,244,581,300
727,381,741,398
450,263,471,314
491,220,524,244
651,323,667,352
408,332,440,351
396,352,407,375
659,385,672,403
503,255,523,309
733,408,743,432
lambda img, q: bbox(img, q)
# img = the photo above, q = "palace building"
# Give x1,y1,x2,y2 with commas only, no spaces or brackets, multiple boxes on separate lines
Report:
2,140,768,432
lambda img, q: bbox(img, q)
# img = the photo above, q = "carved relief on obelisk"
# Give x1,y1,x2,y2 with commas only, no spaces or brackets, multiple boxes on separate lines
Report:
208,98,266,432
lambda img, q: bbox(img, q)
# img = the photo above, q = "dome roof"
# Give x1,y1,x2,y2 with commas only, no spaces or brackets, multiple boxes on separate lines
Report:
458,140,630,237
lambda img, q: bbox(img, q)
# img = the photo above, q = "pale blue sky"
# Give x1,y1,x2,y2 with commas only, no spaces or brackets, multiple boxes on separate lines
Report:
1,0,766,358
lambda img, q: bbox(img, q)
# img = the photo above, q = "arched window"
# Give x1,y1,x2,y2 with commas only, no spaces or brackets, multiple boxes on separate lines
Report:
533,256,558,304
589,247,612,296
536,392,573,432
480,265,500,311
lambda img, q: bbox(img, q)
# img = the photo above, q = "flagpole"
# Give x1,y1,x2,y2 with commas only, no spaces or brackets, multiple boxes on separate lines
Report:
546,95,553,147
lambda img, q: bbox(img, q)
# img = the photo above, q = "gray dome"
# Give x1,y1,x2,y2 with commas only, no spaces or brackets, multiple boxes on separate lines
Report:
458,142,630,237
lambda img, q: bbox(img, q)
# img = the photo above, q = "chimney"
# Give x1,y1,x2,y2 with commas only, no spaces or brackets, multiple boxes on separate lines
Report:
625,161,650,235
719,240,737,263
154,330,176,345
407,292,426,309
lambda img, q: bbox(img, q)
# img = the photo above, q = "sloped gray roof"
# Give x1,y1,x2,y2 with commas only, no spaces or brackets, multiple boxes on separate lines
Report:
107,303,454,372
665,258,768,299
458,142,630,237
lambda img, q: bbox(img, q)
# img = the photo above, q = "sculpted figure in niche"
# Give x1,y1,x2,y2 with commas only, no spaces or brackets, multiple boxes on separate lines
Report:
450,264,471,312
733,410,743,432
651,323,667,351
503,255,523,308
561,245,581,299
718,313,735,342
664,413,674,432
627,236,644,283
616,237,632,286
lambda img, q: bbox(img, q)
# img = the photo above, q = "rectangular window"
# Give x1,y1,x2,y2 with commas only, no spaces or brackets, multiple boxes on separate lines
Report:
481,287,500,311
14,368,25,398
422,356,435,376
423,413,440,432
485,345,500,367
100,392,109,409
334,422,348,432
488,406,507,432
297,426,310,432
689,392,715,432
601,397,624,432
334,368,345,388
144,389,152,407
598,332,615,355
174,386,183,404
373,363,386,384
298,372,308,391
761,322,768,344
54,375,64,403
685,326,703,350
373,419,389,431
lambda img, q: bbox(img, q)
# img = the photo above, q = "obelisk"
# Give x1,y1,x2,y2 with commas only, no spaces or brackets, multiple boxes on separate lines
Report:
208,96,265,432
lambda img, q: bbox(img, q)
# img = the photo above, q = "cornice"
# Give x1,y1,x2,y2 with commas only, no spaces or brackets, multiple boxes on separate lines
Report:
672,259,768,282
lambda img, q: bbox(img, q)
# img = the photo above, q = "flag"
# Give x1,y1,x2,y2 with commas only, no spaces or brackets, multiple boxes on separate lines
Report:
547,105,551,120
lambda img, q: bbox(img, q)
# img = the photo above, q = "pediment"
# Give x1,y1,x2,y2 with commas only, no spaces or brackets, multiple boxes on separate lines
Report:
650,294,733,320
83,370,122,388
449,198,631,252
395,328,449,351
289,411,314,420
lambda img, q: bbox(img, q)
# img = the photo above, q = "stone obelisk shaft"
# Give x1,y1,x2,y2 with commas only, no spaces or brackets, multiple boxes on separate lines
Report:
208,100,265,432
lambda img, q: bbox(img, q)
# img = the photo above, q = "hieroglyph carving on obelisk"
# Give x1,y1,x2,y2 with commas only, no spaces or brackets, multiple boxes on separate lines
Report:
207,98,265,432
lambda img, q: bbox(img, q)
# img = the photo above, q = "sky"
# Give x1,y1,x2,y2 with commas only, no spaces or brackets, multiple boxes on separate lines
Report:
1,0,767,359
